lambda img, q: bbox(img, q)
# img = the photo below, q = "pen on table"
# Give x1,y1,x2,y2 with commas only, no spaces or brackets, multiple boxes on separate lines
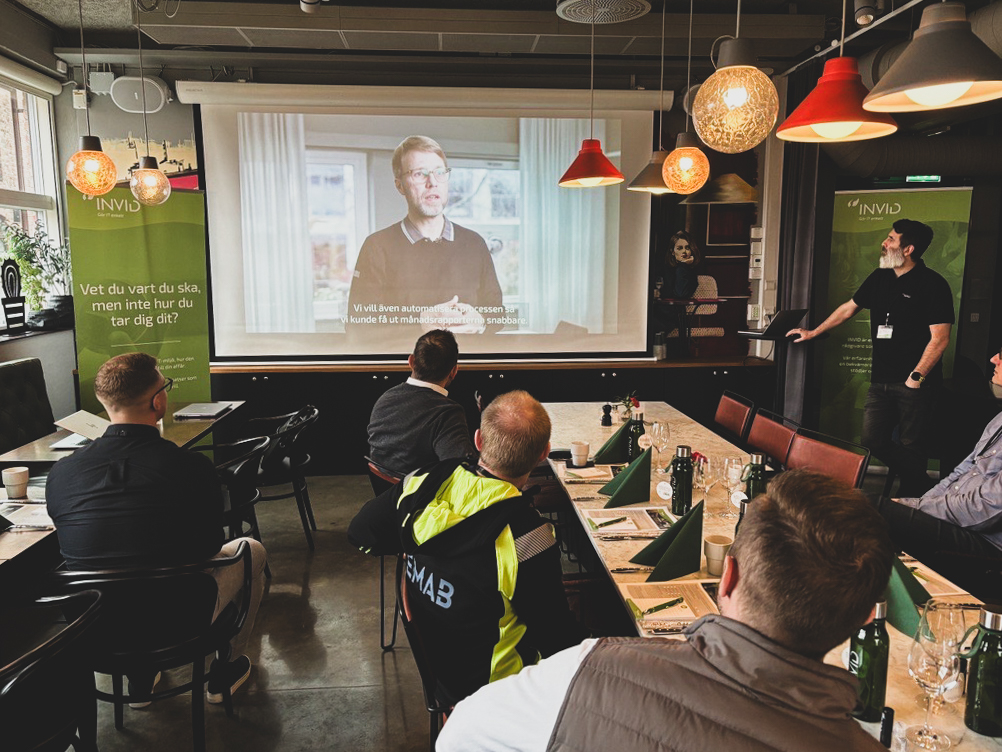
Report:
879,707,893,748
596,516,628,529
5,525,54,532
643,597,684,615
611,566,653,573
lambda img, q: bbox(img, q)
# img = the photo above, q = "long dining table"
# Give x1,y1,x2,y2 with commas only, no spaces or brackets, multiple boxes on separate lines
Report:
544,401,1000,752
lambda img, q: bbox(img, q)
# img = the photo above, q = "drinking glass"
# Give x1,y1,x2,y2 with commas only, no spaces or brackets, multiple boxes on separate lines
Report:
649,421,671,473
720,457,744,520
697,457,722,517
904,599,967,750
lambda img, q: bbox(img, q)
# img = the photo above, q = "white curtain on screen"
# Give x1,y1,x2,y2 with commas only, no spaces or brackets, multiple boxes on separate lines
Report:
239,112,315,333
519,118,608,334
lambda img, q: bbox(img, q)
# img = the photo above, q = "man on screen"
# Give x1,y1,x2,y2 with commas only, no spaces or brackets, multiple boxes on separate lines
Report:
346,135,503,343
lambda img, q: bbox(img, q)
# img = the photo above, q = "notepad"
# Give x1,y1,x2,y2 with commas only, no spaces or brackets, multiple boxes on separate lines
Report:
173,403,232,420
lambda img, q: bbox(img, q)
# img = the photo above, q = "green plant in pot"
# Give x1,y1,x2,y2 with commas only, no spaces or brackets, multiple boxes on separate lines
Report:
0,223,73,329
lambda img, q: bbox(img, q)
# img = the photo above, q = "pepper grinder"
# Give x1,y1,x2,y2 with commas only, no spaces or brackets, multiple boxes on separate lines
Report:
601,404,612,426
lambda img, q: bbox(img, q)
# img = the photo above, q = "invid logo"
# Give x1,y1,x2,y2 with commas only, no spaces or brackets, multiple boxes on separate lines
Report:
847,197,902,216
92,196,142,213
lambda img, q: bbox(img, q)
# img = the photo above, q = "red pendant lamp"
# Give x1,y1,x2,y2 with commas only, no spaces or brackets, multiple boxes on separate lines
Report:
777,1,897,142
559,0,624,188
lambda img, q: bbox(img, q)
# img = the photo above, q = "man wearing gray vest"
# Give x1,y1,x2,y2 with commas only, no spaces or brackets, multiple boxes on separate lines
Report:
437,471,894,752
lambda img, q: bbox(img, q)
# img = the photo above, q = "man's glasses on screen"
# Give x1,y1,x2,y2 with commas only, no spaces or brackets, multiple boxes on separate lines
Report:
403,167,452,184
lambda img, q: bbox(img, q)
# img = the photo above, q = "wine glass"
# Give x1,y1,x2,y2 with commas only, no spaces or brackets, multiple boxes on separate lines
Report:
904,599,967,750
696,457,721,517
721,457,744,520
648,421,671,473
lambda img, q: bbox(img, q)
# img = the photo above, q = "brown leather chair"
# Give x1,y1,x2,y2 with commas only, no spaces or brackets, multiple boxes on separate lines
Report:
714,391,754,444
786,429,870,489
746,409,798,470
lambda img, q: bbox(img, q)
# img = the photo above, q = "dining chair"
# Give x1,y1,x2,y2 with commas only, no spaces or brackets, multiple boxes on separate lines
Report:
746,408,799,470
786,429,871,489
366,457,401,651
44,541,254,752
714,391,755,445
0,590,102,752
0,357,55,456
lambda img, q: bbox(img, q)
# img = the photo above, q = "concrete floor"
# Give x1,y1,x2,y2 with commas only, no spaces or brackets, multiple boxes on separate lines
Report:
92,475,430,752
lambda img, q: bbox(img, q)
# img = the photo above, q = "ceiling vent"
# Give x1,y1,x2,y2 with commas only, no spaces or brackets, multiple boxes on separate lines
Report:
110,76,172,114
555,0,651,24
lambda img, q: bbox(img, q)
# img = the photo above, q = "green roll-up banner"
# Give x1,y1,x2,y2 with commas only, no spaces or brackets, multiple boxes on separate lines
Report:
819,188,971,447
67,187,211,413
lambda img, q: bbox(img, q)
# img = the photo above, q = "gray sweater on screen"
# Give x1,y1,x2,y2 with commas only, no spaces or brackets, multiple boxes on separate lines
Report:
367,382,475,478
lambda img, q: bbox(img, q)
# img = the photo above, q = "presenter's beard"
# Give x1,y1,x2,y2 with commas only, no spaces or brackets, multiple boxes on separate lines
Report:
879,246,905,269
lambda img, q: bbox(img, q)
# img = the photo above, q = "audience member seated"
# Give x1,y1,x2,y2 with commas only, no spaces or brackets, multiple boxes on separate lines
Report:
438,471,894,752
46,353,268,705
367,329,475,478
873,349,1002,594
348,390,585,706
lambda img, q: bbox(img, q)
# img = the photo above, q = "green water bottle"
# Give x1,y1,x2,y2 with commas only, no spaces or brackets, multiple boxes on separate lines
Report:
670,445,692,516
744,453,767,500
964,605,1002,737
848,601,889,723
627,405,645,461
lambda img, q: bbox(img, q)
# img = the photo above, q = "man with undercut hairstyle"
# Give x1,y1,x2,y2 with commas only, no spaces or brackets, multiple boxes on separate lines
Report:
349,390,584,707
367,328,475,479
438,470,894,752
47,353,267,707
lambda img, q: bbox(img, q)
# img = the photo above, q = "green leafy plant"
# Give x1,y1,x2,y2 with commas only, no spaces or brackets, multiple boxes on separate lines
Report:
614,391,639,410
0,223,71,310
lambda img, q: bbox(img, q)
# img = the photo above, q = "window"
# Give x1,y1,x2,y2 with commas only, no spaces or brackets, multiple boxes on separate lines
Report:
0,77,59,238
305,149,369,326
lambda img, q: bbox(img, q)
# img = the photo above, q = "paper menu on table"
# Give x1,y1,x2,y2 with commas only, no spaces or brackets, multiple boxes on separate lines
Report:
54,410,110,441
1,503,53,526
583,507,675,535
622,581,718,626
564,466,614,482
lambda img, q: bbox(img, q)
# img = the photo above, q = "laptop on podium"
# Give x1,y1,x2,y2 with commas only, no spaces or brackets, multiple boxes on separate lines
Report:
737,309,809,340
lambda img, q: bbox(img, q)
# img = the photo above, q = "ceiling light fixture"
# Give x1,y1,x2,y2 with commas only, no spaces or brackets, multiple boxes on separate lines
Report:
854,0,877,27
863,1,1002,112
776,0,897,143
559,0,624,188
66,0,117,197
129,3,171,206
691,0,779,154
628,1,674,194
662,0,710,194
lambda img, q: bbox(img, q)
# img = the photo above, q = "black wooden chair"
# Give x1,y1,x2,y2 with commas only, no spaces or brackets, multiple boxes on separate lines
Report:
0,357,55,457
366,457,401,651
44,541,254,752
0,590,102,752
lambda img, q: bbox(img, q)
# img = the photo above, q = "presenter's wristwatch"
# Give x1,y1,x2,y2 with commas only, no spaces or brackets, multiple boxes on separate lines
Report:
910,371,926,385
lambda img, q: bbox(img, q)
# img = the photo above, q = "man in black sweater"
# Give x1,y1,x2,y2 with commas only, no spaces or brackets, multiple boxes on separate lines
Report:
367,329,475,479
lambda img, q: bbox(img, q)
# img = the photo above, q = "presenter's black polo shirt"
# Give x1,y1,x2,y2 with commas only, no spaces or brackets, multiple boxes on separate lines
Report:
852,260,954,384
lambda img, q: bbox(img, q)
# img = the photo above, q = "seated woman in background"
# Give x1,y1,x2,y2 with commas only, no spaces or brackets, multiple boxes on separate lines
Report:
663,230,701,299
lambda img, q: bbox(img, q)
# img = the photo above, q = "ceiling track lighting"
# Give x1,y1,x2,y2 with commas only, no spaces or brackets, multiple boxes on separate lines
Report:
66,0,117,196
628,1,673,194
777,0,897,143
130,2,171,206
854,0,881,27
691,0,779,154
662,0,709,194
863,1,1002,112
559,0,624,188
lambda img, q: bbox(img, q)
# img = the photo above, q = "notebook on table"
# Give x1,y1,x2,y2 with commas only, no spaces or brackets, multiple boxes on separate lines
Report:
173,403,232,420
737,309,809,340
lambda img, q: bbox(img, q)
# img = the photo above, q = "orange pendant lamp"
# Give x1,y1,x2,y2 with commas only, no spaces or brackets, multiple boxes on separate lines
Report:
777,0,896,143
559,0,624,188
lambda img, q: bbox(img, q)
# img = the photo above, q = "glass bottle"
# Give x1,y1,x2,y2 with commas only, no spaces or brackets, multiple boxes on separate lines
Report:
848,601,890,723
627,405,645,461
964,605,1002,737
670,445,693,516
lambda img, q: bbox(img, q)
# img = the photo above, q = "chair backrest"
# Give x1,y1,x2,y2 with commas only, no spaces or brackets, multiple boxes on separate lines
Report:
693,275,718,315
786,429,871,489
746,409,798,468
366,457,400,496
263,405,320,469
714,391,754,442
0,357,55,454
0,590,102,751
44,541,253,670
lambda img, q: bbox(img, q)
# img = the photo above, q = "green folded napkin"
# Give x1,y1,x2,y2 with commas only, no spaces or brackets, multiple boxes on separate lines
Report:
884,556,932,636
599,449,652,508
630,500,704,581
593,421,632,464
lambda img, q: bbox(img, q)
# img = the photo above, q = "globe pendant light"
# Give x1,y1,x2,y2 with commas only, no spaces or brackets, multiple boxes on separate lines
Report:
662,0,710,194
692,0,779,154
130,4,170,206
628,1,673,194
66,0,117,196
777,1,897,143
863,1,1002,112
559,0,624,188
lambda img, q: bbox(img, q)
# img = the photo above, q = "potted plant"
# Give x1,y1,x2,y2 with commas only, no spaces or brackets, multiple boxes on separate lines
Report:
614,391,639,422
0,223,73,330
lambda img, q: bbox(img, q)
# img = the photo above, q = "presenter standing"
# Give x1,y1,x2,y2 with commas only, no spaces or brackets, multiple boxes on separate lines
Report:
346,135,503,344
787,219,954,497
